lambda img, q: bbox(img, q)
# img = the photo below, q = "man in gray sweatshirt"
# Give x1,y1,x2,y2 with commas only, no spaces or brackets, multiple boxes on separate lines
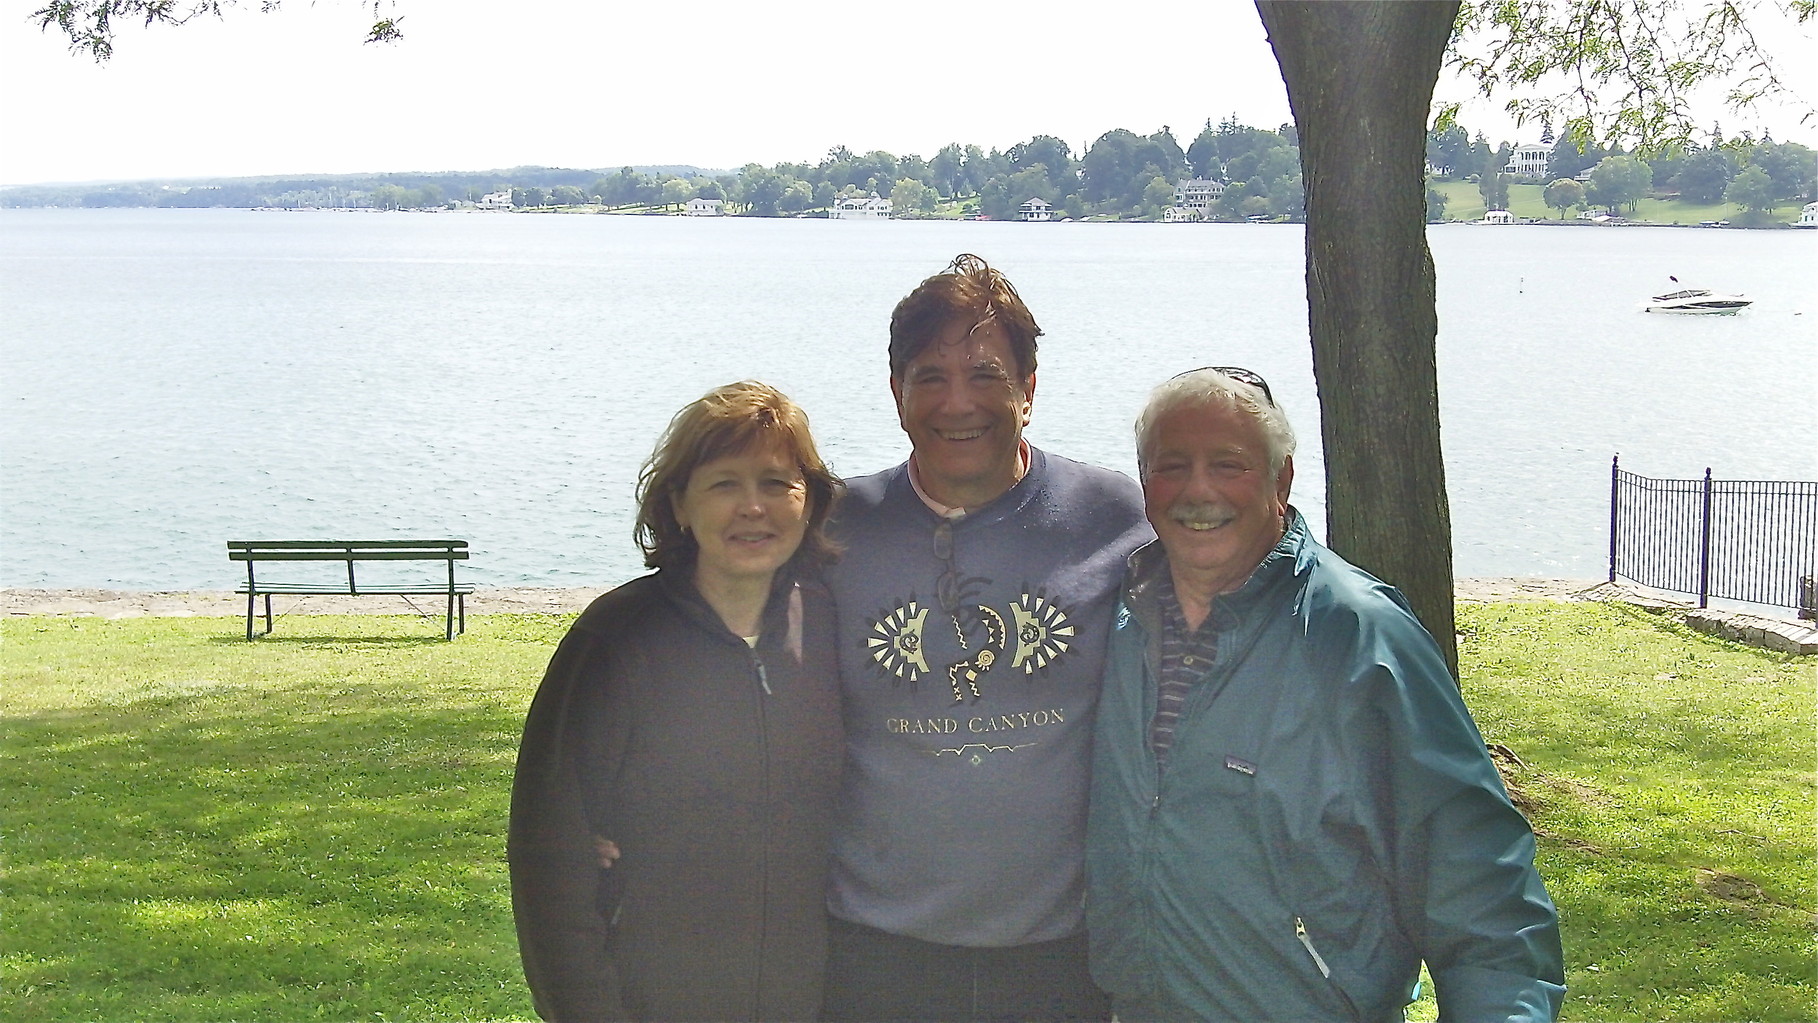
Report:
820,254,1152,1022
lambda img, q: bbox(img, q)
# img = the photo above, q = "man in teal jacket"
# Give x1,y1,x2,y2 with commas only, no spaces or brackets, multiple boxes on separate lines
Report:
1086,368,1564,1022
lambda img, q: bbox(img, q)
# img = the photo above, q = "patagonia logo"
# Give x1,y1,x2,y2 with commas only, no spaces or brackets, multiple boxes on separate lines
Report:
1224,755,1256,776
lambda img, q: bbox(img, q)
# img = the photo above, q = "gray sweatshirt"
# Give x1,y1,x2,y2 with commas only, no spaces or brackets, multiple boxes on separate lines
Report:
823,447,1151,946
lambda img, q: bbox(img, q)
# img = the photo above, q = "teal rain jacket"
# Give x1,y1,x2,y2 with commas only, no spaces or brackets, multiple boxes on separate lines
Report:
1087,511,1564,1022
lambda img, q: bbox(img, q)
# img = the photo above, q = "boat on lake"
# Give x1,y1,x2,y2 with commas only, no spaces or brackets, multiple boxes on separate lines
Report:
1643,279,1752,315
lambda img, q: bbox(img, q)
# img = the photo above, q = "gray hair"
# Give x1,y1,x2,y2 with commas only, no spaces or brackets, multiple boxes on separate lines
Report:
1135,369,1297,479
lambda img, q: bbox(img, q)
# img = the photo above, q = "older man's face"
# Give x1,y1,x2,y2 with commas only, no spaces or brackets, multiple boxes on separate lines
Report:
1143,402,1292,596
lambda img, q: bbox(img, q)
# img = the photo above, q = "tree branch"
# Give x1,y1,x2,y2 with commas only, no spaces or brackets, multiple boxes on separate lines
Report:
29,0,402,60
1444,0,1815,152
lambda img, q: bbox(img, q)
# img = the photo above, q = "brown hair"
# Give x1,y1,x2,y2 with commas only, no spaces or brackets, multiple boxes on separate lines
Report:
888,253,1041,381
635,381,842,570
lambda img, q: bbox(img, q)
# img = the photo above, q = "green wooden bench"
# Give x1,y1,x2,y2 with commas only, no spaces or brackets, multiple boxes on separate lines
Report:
226,540,474,640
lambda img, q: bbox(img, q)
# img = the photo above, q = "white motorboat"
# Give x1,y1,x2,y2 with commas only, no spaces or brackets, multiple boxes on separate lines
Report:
1643,281,1752,315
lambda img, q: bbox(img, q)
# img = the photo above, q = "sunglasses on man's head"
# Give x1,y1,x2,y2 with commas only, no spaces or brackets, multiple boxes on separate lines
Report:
1172,366,1275,406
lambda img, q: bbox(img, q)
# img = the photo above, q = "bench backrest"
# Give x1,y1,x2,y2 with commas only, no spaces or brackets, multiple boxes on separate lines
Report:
227,540,469,562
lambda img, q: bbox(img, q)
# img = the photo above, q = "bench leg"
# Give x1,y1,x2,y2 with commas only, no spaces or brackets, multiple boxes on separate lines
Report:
458,594,466,635
263,594,274,636
445,591,455,641
245,592,256,641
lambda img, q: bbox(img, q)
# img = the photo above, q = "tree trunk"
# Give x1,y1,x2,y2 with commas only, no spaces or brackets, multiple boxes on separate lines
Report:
1255,0,1462,677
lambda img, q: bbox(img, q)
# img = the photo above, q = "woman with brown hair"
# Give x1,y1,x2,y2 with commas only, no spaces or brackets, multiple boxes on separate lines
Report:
508,381,844,1022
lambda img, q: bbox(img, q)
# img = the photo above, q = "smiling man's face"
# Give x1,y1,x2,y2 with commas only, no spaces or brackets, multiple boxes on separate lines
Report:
1142,401,1291,597
890,319,1034,510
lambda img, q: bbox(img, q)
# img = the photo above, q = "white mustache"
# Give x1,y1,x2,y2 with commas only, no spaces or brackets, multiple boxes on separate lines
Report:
1168,501,1236,530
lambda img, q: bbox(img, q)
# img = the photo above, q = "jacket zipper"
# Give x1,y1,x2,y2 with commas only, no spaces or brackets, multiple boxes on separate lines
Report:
1295,916,1332,978
749,647,773,1015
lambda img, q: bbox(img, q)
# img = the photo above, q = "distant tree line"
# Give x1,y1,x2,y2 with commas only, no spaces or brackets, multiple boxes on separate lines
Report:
0,165,701,211
542,117,1307,222
1423,122,1815,223
0,118,1310,221
7,118,1812,224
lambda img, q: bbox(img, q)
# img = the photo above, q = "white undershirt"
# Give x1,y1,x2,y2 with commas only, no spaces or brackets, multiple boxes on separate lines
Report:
906,440,1031,518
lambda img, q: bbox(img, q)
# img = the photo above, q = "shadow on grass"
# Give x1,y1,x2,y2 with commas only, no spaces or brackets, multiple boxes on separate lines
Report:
2,683,536,1021
1469,602,1807,773
1534,845,1816,1021
205,632,456,648
1460,602,1817,1020
1594,599,1796,653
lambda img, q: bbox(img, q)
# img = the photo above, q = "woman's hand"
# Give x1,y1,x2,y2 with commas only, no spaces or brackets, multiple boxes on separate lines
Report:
593,836,621,868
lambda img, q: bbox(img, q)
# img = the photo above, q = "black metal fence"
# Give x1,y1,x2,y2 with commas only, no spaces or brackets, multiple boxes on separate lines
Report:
1609,456,1818,618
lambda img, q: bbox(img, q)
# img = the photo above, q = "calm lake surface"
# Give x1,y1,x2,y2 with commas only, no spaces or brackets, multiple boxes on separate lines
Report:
2,208,1813,590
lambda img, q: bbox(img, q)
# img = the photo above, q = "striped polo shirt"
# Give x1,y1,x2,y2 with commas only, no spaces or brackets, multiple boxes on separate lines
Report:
1151,568,1221,768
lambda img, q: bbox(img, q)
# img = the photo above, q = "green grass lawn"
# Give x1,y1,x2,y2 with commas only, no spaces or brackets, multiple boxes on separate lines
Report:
1432,179,1809,225
1449,603,1816,1021
3,604,1813,1021
1,614,571,1022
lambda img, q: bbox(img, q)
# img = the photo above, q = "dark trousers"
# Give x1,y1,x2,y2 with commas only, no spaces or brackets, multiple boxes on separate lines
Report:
822,915,1111,1023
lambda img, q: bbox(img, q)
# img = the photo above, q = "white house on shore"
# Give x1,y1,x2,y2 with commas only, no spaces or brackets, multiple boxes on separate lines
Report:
685,197,724,216
1797,201,1818,228
1166,178,1226,221
829,192,893,219
479,190,513,209
1503,144,1551,179
1018,197,1053,221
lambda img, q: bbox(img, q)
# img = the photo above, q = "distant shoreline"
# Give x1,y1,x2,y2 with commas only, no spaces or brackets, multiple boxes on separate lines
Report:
5,205,1808,230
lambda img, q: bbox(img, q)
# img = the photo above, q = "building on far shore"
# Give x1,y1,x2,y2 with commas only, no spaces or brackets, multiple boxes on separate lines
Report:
1166,178,1225,222
479,190,513,209
685,197,723,216
1504,144,1551,180
829,192,893,220
1018,197,1053,222
1797,201,1818,228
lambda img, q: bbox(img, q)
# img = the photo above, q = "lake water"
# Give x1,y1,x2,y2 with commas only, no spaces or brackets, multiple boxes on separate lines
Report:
2,208,1813,590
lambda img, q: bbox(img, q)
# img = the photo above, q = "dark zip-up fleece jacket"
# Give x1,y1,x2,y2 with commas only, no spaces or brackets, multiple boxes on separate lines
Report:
1088,512,1564,1022
508,566,843,1022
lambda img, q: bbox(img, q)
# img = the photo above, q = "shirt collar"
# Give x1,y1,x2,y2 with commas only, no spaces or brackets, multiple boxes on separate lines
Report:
906,440,1031,519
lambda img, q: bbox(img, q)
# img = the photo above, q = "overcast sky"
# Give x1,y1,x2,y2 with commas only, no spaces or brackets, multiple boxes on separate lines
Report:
2,0,1813,186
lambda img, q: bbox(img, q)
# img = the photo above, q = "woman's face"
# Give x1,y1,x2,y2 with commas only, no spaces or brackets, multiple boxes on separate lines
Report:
672,439,811,593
